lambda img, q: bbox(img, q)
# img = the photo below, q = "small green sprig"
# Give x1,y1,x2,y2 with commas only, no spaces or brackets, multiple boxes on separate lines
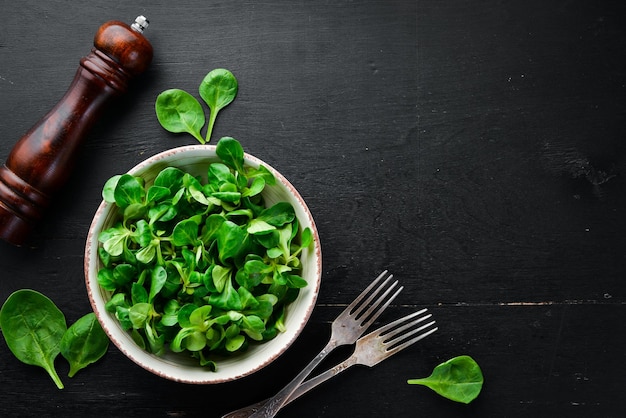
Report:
155,69,238,144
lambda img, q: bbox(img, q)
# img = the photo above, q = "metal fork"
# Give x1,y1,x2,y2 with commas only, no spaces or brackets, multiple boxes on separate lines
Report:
224,309,438,418
224,270,402,418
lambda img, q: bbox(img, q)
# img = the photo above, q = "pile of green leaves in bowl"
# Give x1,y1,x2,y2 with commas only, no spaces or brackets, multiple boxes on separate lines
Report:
96,137,313,370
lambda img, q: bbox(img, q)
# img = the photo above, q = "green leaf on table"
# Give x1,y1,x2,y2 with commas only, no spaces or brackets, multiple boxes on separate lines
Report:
199,69,238,143
0,289,67,389
60,313,109,378
408,355,484,404
155,88,206,144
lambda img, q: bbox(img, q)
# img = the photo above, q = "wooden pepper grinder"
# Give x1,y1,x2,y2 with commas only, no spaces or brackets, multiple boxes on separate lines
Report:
0,16,153,246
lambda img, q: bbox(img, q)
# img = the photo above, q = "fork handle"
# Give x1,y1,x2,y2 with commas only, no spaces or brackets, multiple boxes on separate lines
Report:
246,340,338,418
222,356,358,418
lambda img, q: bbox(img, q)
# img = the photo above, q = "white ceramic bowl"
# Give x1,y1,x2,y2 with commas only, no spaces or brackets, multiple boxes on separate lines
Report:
84,145,322,384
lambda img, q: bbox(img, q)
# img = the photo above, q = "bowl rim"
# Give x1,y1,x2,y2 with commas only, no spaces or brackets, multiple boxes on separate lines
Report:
84,144,322,384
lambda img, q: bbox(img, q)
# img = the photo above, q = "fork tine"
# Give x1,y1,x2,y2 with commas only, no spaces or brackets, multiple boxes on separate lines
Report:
380,310,432,342
349,271,401,325
348,270,392,314
384,321,437,352
373,308,428,335
368,308,438,356
356,282,403,330
385,322,438,356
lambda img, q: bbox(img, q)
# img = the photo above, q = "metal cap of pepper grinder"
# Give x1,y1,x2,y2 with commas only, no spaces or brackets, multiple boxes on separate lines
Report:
131,15,149,33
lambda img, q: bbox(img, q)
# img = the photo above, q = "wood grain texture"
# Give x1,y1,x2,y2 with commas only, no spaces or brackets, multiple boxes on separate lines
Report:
1,0,625,416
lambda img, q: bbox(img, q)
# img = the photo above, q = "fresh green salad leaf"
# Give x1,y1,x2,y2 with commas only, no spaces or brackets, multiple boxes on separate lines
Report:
216,136,245,174
155,89,206,144
60,313,109,377
199,69,238,144
0,289,67,389
97,137,313,369
408,355,484,404
155,69,238,144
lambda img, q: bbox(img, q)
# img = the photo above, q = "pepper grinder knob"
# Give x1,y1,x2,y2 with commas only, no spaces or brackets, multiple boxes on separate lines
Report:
131,15,150,33
0,16,153,246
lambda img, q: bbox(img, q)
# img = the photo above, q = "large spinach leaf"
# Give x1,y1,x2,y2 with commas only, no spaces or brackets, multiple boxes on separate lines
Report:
0,289,67,389
408,355,484,404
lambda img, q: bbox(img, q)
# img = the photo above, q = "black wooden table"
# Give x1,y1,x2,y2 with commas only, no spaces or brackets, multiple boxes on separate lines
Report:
1,1,625,416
